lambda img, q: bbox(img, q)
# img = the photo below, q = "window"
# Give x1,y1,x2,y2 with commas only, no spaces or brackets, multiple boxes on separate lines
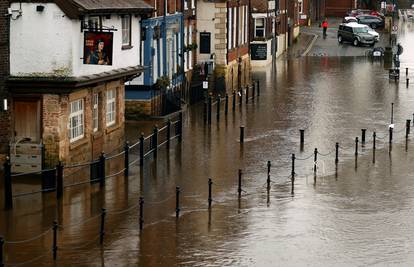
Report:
298,0,303,14
106,89,116,127
122,15,131,46
199,32,211,54
69,99,84,142
255,18,265,37
228,8,232,49
191,0,195,9
184,0,188,10
92,94,99,132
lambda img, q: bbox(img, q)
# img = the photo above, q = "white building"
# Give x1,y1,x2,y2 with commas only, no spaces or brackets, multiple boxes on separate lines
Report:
7,0,152,171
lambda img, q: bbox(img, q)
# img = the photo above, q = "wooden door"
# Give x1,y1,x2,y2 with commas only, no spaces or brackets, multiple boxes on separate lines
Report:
14,100,40,142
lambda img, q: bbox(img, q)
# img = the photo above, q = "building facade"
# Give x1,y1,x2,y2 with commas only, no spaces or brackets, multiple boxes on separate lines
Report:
125,0,194,117
250,0,277,66
197,0,250,94
6,0,152,171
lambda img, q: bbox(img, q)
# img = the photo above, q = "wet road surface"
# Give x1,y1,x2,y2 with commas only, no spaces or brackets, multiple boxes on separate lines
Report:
1,21,414,266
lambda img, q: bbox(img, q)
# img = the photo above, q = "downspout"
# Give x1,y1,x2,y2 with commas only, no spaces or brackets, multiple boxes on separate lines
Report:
163,0,167,78
180,0,185,103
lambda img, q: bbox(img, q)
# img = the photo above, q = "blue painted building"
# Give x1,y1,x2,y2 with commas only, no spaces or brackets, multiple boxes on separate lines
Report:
126,13,184,116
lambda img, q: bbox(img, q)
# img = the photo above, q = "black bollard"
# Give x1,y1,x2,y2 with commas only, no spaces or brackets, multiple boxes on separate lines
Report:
267,161,271,191
407,119,411,138
176,186,180,218
238,169,242,198
407,78,410,88
166,119,171,149
373,132,376,162
216,95,221,120
389,126,393,144
355,137,359,156
239,90,243,107
300,129,305,146
208,96,212,124
139,197,144,230
240,126,245,144
208,178,213,209
407,67,409,76
4,157,12,209
335,142,339,164
391,103,394,124
53,221,58,260
314,148,318,173
232,91,236,112
245,86,249,104
252,84,255,100
152,126,158,158
225,94,229,115
56,161,64,200
139,133,145,166
257,80,260,96
99,208,106,245
124,141,129,178
99,152,106,187
0,236,3,267
203,101,207,122
291,154,295,195
361,129,366,144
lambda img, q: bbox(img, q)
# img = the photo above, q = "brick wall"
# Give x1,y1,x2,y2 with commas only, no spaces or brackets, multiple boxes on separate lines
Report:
0,0,11,157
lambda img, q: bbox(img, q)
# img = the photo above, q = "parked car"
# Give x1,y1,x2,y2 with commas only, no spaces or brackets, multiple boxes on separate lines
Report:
343,16,358,23
346,22,380,42
347,9,371,17
356,15,385,29
338,23,376,46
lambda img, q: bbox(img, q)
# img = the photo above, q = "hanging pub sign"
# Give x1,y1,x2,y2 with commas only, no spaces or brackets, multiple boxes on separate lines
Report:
83,32,113,65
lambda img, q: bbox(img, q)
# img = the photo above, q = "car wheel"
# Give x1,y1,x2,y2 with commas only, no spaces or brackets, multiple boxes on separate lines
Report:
353,38,359,46
371,23,377,29
370,43,375,47
338,35,343,43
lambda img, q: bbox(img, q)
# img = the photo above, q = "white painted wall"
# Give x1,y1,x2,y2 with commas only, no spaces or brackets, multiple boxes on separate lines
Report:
10,3,141,77
251,39,273,67
196,1,216,63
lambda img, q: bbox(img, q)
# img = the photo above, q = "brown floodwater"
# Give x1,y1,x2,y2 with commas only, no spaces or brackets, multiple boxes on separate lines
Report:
1,22,414,266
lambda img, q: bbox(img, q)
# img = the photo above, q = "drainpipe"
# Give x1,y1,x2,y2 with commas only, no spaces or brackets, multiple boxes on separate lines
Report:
163,0,167,78
181,0,185,103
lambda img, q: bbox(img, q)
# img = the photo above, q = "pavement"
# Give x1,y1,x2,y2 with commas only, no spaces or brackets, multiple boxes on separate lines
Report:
295,18,392,57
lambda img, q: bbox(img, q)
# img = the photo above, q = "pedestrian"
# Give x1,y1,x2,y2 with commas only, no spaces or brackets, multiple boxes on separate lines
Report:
322,18,328,38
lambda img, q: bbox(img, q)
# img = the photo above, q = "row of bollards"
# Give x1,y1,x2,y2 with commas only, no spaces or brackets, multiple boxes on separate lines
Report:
205,80,261,125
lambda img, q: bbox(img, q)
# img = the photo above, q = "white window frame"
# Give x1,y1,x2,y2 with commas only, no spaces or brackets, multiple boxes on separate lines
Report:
189,24,193,70
122,15,131,46
106,89,116,127
228,8,233,50
93,93,99,132
69,99,84,142
255,18,266,38
184,0,188,10
191,0,195,9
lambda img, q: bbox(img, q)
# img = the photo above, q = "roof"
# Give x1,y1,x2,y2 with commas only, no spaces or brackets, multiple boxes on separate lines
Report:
7,66,145,94
71,0,153,15
12,0,153,19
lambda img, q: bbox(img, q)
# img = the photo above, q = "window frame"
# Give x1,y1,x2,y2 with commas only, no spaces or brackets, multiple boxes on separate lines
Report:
255,18,266,38
121,15,132,48
69,99,84,143
106,89,116,127
92,93,99,133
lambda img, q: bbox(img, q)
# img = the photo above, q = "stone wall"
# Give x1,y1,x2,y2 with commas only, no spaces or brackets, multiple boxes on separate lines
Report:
214,2,227,66
40,80,125,169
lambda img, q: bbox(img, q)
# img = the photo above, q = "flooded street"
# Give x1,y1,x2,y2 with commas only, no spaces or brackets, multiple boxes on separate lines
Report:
2,23,414,266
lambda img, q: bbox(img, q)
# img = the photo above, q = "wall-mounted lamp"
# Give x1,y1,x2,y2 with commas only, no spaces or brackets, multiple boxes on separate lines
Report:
3,99,8,111
36,5,45,12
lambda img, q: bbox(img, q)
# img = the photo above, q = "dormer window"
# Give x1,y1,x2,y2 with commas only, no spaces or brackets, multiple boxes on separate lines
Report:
122,15,132,48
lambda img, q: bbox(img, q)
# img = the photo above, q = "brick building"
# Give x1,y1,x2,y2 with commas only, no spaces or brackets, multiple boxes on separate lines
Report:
6,0,152,172
197,0,250,94
0,0,10,161
249,0,277,66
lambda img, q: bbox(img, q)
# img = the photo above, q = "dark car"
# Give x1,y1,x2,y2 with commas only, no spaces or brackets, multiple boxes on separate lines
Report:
337,24,376,46
356,15,384,29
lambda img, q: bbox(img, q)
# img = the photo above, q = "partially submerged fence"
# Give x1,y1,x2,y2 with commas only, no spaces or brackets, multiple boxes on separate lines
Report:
2,112,183,210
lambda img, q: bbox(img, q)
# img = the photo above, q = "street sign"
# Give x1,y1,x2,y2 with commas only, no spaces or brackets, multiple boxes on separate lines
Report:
203,81,208,89
389,124,395,129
